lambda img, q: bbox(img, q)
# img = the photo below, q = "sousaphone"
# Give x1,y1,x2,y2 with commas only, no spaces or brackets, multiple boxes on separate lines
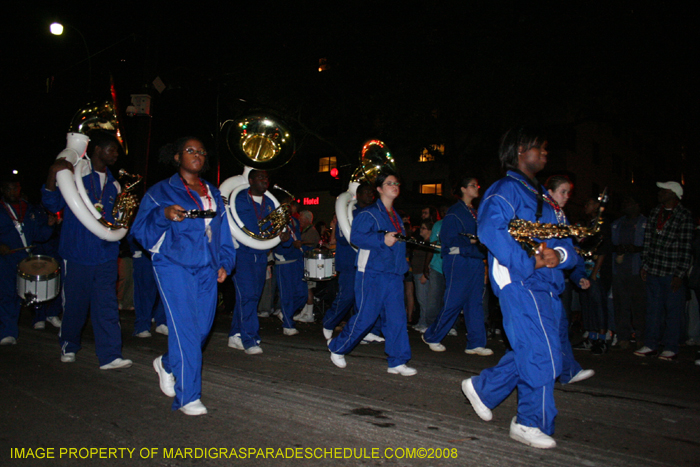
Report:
335,139,396,243
219,114,296,250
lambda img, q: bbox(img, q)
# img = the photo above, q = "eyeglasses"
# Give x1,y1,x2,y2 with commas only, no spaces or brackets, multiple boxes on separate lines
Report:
467,183,480,189
383,182,400,187
184,147,207,156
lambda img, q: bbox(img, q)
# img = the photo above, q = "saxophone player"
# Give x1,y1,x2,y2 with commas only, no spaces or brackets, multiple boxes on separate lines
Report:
462,127,578,449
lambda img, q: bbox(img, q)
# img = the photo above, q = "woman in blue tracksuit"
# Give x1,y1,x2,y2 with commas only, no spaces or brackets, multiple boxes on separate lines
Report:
327,172,416,376
131,136,235,416
462,127,578,449
423,177,490,354
545,175,594,385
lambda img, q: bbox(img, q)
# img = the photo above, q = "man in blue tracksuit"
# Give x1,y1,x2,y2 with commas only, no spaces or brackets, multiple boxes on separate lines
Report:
462,128,577,449
1,176,55,344
42,130,132,369
228,170,273,354
273,215,306,335
328,172,414,375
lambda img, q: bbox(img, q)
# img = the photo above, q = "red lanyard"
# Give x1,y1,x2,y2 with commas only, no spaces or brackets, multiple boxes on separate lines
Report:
3,201,26,224
385,205,403,233
248,189,266,220
181,177,212,210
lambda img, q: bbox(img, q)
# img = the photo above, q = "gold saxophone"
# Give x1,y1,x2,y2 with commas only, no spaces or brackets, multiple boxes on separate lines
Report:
508,188,608,257
110,169,143,229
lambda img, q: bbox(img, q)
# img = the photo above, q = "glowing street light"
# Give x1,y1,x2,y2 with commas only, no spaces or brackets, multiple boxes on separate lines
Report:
49,22,64,35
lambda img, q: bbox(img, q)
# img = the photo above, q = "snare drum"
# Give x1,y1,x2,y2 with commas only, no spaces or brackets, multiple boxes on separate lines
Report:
303,248,336,281
17,255,61,304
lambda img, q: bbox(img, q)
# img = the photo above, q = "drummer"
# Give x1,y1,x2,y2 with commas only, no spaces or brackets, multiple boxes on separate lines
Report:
1,172,56,345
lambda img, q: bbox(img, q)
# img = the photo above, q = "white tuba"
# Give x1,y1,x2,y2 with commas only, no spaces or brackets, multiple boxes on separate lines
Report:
335,139,396,244
219,114,296,250
54,100,131,242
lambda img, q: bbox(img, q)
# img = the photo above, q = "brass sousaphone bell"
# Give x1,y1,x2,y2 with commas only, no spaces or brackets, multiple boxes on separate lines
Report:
219,114,297,250
335,139,396,244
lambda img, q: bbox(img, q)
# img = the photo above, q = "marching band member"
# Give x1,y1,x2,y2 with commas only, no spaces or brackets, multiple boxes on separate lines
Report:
1,174,55,344
131,136,235,416
323,183,383,341
462,127,577,449
272,205,306,336
545,175,594,384
422,177,491,355
227,170,273,354
327,172,415,376
42,130,132,369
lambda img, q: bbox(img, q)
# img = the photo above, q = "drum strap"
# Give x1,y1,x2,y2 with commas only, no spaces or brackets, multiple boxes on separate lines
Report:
3,201,27,248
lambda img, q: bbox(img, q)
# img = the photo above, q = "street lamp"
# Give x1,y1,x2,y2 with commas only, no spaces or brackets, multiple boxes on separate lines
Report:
49,21,92,92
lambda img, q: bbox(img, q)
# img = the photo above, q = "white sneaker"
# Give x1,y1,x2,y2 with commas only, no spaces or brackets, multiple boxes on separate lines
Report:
60,351,75,362
179,399,207,416
323,328,333,340
245,346,263,355
272,310,283,321
100,358,133,370
448,328,458,337
362,332,385,343
330,352,347,368
509,416,556,449
387,364,417,376
33,321,46,330
1,336,17,345
465,347,494,356
283,327,299,336
422,334,446,352
153,356,176,397
412,324,428,333
568,369,595,384
294,304,315,323
461,378,492,421
228,334,244,350
47,316,62,328
257,310,270,318
155,324,169,336
135,330,152,338
658,350,677,361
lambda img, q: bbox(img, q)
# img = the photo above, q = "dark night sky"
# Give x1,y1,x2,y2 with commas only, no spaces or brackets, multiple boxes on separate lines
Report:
7,1,699,206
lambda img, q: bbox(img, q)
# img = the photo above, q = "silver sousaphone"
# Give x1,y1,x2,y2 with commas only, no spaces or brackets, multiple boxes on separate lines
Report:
218,114,296,250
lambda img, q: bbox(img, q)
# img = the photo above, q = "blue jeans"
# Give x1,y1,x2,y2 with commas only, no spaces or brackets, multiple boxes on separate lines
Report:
644,274,685,353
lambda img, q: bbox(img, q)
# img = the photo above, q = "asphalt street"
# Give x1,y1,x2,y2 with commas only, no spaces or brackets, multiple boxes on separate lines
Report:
2,308,699,467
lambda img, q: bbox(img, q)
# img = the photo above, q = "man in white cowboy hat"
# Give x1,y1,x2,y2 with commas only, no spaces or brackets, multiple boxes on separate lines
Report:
635,181,693,361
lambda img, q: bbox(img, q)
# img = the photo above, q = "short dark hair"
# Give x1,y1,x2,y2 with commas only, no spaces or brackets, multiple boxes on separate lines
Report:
498,126,547,170
454,176,478,196
87,130,120,157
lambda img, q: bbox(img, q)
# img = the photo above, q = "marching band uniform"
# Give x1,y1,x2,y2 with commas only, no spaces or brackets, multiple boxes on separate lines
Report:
328,199,411,368
228,189,273,350
472,170,577,436
127,233,167,336
423,200,486,349
273,217,307,330
131,173,235,410
1,199,53,342
322,217,357,334
42,169,126,366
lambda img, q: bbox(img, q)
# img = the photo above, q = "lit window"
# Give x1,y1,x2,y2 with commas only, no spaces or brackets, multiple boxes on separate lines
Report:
418,144,444,162
318,156,337,172
420,184,442,196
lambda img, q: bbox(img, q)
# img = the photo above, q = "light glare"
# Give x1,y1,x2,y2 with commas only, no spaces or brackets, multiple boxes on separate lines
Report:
50,22,64,35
